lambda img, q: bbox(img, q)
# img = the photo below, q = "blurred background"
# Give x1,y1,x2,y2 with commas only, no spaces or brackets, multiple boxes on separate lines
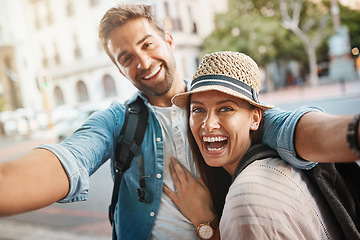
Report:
0,0,359,239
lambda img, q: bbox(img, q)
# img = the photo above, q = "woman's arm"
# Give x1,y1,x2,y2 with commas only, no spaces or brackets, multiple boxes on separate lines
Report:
0,149,69,216
163,157,220,239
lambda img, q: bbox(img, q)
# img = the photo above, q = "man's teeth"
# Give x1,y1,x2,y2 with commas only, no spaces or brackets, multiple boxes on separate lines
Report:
143,65,161,79
203,136,228,142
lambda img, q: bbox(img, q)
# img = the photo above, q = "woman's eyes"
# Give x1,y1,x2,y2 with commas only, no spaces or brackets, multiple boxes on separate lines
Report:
220,106,234,112
191,106,234,113
191,107,204,113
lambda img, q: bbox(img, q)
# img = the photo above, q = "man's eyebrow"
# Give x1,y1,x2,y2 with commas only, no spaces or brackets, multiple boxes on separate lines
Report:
136,34,152,45
117,34,153,63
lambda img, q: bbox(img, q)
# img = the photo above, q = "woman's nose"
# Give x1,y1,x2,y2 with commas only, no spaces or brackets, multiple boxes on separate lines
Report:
202,112,220,132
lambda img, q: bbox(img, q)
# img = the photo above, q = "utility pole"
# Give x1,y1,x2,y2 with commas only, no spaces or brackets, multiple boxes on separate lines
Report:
328,0,357,83
330,0,341,30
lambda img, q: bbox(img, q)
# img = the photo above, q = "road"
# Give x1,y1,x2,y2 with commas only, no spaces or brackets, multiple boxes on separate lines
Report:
0,132,113,240
261,80,360,114
0,79,359,239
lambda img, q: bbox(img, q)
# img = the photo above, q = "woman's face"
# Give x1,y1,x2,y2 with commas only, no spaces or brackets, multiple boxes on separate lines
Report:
189,90,261,176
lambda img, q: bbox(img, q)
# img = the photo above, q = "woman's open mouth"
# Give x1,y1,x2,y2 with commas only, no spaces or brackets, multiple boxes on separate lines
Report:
203,136,228,152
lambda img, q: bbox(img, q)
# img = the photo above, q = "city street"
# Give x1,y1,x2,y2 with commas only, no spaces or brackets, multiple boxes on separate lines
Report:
0,132,113,240
0,79,359,240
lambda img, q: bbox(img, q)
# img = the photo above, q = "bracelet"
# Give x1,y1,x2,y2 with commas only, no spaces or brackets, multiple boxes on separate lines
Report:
347,114,360,158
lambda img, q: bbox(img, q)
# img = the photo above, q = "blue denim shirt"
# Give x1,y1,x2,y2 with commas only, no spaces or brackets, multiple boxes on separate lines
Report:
37,81,322,239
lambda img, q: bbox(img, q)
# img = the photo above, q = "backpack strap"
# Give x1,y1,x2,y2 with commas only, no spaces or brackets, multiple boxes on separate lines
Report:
232,144,279,182
305,162,360,239
108,96,149,227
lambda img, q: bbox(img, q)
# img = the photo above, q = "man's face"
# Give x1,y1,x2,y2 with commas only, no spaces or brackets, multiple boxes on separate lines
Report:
106,18,176,97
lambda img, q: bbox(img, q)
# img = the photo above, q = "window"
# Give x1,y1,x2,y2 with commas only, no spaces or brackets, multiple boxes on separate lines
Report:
46,1,53,25
89,0,99,7
188,6,197,34
42,47,48,68
66,0,74,17
54,42,61,65
76,80,89,102
54,86,65,106
34,6,41,30
102,74,117,98
73,35,82,59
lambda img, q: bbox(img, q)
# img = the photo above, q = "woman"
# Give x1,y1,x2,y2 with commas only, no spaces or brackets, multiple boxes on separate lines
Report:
168,51,343,239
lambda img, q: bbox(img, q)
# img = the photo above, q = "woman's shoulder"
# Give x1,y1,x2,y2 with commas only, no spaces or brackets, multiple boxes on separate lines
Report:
229,157,306,200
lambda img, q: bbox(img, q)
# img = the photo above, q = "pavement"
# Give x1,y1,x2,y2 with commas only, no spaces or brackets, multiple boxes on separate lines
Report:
0,78,359,240
0,219,110,240
260,78,360,105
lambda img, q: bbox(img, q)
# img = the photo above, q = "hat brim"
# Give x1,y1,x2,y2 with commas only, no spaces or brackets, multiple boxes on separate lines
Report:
172,85,274,110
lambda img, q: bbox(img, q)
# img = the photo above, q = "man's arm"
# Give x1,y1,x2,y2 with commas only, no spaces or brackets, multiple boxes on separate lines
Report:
0,149,69,216
295,112,359,162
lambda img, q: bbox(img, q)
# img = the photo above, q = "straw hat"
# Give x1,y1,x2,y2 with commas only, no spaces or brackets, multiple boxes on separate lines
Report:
171,51,274,110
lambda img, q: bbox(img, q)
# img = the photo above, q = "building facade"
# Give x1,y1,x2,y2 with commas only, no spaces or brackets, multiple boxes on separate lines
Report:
0,0,227,113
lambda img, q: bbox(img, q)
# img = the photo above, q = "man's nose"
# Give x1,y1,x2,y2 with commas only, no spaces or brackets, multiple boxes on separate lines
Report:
136,54,151,70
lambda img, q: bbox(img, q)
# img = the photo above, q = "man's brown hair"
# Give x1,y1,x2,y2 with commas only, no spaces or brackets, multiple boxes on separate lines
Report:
99,4,166,65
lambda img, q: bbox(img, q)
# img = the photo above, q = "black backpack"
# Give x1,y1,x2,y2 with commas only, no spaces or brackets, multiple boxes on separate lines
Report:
233,144,360,240
108,97,149,235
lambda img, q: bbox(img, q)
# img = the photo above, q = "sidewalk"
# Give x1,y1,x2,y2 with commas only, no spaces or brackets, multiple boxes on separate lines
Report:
0,219,110,240
260,79,360,105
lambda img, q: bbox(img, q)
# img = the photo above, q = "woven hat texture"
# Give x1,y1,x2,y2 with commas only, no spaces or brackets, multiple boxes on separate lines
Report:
172,51,274,110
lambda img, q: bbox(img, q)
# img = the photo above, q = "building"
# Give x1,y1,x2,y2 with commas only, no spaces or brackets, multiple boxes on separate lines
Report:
0,0,227,115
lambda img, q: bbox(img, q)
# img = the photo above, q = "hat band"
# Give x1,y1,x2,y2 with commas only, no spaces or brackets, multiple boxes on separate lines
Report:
190,75,259,102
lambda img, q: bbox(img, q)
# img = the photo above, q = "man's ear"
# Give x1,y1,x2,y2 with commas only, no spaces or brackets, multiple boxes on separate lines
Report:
250,108,262,131
165,31,175,50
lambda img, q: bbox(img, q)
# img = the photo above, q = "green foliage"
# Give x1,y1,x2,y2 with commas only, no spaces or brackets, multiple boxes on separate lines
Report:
339,3,360,50
202,0,305,65
201,0,359,66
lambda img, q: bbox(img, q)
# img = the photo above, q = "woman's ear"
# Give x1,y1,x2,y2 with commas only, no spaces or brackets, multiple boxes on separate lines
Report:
250,108,262,131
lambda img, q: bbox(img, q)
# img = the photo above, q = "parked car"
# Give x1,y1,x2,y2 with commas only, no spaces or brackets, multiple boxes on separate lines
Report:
53,103,108,142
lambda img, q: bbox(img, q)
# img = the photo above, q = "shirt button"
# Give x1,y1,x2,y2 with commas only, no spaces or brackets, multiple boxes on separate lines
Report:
156,173,162,179
156,137,161,142
174,126,178,131
150,212,155,217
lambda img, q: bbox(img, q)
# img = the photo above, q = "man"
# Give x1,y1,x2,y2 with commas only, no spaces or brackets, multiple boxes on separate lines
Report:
0,4,359,240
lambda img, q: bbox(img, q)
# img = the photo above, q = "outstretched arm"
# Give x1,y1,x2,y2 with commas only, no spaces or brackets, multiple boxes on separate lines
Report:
295,112,359,162
263,107,359,167
0,149,69,216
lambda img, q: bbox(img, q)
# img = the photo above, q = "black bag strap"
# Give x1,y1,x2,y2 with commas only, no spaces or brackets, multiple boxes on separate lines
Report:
305,162,360,240
108,96,149,227
233,143,360,240
232,144,279,182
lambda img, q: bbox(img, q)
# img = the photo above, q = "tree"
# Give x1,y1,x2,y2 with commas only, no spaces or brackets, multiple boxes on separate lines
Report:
202,0,305,66
202,0,338,87
280,0,332,86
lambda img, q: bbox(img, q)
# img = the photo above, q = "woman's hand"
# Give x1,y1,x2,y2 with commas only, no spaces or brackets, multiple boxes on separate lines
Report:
163,157,216,228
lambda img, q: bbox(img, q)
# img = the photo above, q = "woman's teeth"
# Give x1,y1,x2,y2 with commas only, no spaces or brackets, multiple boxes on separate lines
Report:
203,136,228,151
